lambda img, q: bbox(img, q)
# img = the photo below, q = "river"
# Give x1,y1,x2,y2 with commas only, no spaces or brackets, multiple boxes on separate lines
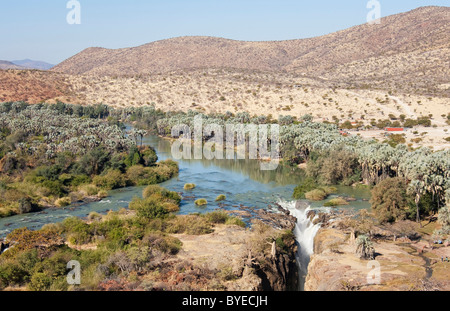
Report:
0,133,371,237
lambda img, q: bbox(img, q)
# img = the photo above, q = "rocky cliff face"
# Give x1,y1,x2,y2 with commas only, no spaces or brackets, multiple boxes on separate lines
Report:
254,237,299,291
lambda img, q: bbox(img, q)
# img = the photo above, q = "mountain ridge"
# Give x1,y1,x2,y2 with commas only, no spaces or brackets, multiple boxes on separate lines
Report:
11,59,54,70
0,60,25,70
0,59,54,70
51,6,449,80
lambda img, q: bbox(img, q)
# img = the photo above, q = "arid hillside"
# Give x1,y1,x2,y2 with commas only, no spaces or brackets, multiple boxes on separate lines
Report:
1,66,449,151
51,6,449,94
0,70,74,104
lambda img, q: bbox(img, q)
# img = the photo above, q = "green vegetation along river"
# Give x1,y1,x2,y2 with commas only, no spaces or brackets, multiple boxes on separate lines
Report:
0,133,371,238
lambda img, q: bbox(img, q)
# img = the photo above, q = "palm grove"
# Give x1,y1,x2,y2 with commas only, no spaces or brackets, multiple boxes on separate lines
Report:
155,109,449,230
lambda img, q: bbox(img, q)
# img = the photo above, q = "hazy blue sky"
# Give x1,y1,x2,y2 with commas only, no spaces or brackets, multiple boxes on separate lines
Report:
0,0,448,64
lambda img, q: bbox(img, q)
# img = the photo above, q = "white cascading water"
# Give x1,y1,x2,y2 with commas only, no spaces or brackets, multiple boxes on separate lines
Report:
278,200,321,291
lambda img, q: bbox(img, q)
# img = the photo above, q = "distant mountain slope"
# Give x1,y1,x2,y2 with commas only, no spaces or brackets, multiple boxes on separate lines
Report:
12,59,54,70
51,6,449,83
0,60,25,70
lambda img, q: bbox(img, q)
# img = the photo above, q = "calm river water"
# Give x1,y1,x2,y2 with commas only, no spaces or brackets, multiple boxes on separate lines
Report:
0,134,371,238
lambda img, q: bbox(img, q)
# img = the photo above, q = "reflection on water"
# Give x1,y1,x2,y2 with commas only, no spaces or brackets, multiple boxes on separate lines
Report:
0,134,371,238
147,134,306,186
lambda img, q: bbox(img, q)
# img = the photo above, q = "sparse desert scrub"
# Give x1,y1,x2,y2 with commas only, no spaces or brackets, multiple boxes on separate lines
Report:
165,215,213,235
204,210,245,228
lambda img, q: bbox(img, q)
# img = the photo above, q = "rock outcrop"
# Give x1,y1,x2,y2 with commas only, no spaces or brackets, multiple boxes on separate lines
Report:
305,220,450,291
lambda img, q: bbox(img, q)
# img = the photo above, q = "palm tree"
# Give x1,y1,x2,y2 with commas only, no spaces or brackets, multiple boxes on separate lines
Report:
409,180,426,225
356,235,375,260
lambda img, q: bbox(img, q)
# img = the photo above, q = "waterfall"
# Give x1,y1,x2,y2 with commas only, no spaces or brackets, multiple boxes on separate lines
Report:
278,200,321,291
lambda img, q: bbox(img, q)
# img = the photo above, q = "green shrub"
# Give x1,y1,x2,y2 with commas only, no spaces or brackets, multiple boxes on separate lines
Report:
17,249,40,276
58,174,74,186
142,147,158,166
324,197,349,207
205,210,229,224
18,197,38,214
215,194,226,201
184,183,196,190
162,201,180,213
370,177,411,223
203,211,245,228
97,190,108,198
0,263,28,288
70,175,91,187
33,255,68,280
62,217,92,245
143,185,181,204
93,170,127,190
93,215,127,243
129,196,169,219
195,199,208,206
143,185,165,198
320,186,338,195
305,189,327,201
126,161,178,186
275,230,296,253
28,272,52,291
126,165,158,186
40,180,66,198
87,212,103,222
75,147,110,176
124,146,144,168
152,165,176,183
79,184,100,196
55,197,71,208
160,159,179,172
293,178,318,200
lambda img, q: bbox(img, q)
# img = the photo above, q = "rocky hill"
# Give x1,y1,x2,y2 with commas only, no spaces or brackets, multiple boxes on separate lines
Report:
51,6,449,93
